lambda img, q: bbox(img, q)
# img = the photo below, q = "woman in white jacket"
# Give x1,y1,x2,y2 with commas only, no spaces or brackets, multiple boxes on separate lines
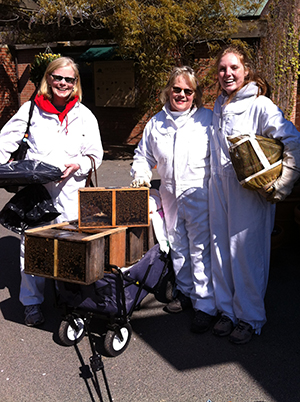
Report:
210,44,300,344
0,57,103,326
131,66,217,333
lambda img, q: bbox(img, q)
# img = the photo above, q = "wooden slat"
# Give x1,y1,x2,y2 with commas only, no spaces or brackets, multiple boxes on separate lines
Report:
53,239,58,277
25,222,68,234
112,189,116,226
109,230,126,267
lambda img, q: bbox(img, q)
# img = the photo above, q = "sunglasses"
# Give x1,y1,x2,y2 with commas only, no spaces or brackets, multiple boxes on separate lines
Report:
51,74,76,84
172,86,194,96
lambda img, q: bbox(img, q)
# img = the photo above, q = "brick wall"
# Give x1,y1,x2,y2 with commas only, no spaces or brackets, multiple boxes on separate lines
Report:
15,48,38,105
0,45,18,128
0,46,38,130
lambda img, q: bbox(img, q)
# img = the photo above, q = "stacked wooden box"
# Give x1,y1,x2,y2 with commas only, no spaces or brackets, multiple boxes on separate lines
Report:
78,187,154,265
24,187,153,284
24,222,127,285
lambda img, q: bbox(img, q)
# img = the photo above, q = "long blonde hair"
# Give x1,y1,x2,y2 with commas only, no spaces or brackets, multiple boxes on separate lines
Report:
38,56,82,102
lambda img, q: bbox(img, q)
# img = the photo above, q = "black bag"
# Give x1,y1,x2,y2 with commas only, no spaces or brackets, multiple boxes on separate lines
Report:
9,99,35,162
0,183,60,234
0,160,62,188
3,99,35,193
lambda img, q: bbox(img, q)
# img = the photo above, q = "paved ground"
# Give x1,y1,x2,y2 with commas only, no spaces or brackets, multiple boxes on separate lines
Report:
0,157,300,402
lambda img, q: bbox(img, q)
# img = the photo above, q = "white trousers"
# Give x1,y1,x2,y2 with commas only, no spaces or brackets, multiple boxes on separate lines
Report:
209,173,275,334
160,186,216,315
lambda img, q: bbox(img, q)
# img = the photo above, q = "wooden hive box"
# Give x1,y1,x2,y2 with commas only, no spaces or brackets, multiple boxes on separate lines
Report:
78,187,150,229
24,222,127,285
126,220,157,265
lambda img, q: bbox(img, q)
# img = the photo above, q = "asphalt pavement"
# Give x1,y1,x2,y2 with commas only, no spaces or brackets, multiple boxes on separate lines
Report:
0,157,300,402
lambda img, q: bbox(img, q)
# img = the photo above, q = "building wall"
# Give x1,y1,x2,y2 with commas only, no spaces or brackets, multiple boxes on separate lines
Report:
16,48,38,105
0,46,38,129
0,45,18,128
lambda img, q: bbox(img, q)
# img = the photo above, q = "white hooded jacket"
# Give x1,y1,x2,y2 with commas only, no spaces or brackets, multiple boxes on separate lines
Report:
131,103,212,198
211,82,300,178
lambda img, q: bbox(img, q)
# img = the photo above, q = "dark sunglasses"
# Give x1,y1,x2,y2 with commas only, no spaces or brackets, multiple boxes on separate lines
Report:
51,74,76,84
172,86,194,96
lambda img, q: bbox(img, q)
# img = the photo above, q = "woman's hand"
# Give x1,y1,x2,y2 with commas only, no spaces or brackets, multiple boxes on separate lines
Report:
60,163,80,180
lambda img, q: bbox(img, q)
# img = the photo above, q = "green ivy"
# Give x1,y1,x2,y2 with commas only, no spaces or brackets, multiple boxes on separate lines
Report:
257,0,300,119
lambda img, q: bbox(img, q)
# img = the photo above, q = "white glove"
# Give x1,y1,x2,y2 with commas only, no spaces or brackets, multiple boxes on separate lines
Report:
267,141,300,203
130,168,152,188
130,178,151,188
159,240,170,254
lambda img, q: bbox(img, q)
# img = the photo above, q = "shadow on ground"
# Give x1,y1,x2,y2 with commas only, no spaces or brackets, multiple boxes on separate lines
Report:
103,144,135,160
127,239,300,402
1,229,300,402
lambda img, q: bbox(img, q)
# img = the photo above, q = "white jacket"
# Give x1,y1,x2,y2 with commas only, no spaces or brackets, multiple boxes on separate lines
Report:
0,100,103,173
131,103,212,198
0,100,103,221
212,82,300,177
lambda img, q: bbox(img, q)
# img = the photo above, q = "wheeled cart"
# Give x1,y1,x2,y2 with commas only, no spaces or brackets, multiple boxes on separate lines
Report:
55,243,174,357
25,225,173,401
22,187,170,401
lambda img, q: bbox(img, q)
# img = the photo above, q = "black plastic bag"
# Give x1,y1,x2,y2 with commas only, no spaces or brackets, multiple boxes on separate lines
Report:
0,184,61,234
0,160,62,193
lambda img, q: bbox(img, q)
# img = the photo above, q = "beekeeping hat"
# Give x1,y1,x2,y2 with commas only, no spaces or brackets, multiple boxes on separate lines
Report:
227,133,283,193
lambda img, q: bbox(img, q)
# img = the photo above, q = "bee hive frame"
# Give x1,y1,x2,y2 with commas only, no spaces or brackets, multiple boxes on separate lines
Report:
78,187,150,229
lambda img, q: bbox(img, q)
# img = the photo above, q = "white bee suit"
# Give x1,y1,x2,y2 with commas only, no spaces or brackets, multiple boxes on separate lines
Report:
131,103,216,315
210,82,300,333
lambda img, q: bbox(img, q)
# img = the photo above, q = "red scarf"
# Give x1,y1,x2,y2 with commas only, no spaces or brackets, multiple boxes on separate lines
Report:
34,94,79,124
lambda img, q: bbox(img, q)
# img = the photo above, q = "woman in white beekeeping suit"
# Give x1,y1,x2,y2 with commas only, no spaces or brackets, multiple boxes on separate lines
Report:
0,57,103,327
210,44,300,344
131,66,217,333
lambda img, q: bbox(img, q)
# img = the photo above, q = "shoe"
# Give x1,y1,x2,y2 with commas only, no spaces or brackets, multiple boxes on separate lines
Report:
24,304,45,327
213,315,234,337
165,291,192,313
229,320,254,344
191,310,214,333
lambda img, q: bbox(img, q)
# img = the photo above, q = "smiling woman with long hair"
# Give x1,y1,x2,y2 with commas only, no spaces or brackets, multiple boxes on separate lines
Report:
209,44,300,344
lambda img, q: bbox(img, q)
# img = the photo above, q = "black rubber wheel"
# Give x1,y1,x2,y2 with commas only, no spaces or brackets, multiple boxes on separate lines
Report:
104,323,132,357
58,317,85,346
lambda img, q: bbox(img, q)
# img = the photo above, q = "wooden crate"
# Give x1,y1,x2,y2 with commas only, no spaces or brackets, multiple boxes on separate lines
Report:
24,222,127,284
126,220,157,265
78,187,150,229
126,227,145,265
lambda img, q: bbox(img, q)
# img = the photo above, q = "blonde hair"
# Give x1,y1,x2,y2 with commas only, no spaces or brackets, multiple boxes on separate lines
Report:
160,66,203,108
38,56,82,102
